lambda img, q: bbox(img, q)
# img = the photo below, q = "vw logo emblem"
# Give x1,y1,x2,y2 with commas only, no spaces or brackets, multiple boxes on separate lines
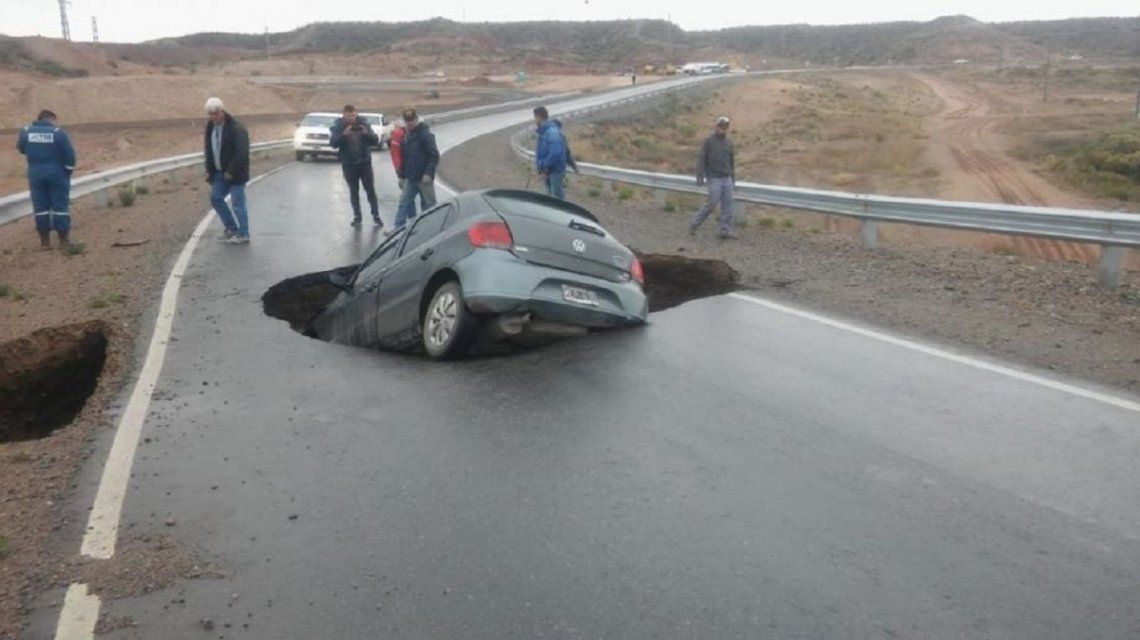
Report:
571,238,587,253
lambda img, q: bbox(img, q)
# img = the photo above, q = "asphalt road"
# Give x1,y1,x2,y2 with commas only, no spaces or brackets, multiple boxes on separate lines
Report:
38,85,1140,639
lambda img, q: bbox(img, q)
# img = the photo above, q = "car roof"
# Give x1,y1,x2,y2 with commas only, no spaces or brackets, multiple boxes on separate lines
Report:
302,112,341,117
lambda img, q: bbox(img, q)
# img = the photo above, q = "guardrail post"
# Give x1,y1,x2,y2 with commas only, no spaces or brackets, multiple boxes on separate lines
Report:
93,189,109,208
860,219,879,249
602,179,613,193
654,189,667,208
1097,244,1124,288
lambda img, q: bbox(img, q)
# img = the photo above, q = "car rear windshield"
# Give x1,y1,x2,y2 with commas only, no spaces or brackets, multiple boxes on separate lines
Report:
485,194,599,223
301,115,338,127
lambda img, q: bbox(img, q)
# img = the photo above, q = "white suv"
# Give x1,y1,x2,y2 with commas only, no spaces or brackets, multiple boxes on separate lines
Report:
293,112,339,161
293,112,388,161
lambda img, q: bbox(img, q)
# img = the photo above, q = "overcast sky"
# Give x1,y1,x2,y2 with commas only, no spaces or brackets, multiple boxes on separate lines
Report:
0,0,1136,43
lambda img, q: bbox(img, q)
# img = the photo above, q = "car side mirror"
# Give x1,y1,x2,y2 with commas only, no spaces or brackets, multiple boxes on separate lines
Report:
329,272,350,292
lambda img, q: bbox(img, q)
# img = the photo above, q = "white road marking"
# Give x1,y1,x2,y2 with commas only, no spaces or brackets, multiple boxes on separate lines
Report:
728,292,1140,413
52,584,98,640
77,205,213,559
53,165,293,640
79,164,291,560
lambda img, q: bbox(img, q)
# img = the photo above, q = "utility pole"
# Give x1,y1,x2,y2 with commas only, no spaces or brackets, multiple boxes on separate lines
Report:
1134,88,1140,119
1042,49,1052,103
264,27,270,59
58,0,71,41
91,16,99,44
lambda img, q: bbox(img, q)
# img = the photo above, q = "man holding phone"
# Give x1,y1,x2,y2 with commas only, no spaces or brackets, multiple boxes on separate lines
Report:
330,105,382,227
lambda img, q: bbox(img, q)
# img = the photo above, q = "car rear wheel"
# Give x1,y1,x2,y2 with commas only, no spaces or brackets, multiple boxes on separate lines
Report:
295,151,306,162
422,281,475,360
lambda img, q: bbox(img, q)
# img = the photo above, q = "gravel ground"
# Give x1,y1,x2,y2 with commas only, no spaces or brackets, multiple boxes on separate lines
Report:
440,130,1140,392
0,150,292,639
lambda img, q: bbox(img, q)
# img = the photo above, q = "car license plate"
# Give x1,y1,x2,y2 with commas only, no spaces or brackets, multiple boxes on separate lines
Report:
561,285,599,307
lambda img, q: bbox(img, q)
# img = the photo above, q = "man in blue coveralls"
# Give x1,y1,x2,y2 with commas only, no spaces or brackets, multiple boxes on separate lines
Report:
17,109,77,249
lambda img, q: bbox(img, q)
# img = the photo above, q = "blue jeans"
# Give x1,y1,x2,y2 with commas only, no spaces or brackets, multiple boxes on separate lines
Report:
395,179,437,228
690,177,735,235
210,172,248,238
545,169,566,200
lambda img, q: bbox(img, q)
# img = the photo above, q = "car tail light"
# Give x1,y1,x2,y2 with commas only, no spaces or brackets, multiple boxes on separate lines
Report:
630,256,644,285
467,221,512,249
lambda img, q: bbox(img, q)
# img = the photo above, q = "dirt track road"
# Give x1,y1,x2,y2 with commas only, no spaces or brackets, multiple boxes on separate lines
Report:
915,74,1100,264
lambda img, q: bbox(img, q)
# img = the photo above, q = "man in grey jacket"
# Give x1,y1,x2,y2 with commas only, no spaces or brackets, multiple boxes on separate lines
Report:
689,116,737,240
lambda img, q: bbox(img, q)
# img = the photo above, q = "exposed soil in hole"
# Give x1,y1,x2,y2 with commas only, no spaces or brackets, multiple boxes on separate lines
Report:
262,254,737,339
262,264,359,333
639,253,739,312
0,321,108,443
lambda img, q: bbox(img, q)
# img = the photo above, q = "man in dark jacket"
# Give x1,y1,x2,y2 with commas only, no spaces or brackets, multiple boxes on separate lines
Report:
17,109,77,249
689,116,737,240
394,108,439,229
203,97,251,244
329,105,382,227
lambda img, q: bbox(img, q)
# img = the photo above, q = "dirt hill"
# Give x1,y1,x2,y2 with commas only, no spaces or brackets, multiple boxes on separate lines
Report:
3,16,1137,79
153,16,1137,68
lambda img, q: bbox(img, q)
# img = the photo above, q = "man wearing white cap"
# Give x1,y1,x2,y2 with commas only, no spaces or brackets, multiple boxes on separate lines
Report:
203,97,251,244
690,116,737,240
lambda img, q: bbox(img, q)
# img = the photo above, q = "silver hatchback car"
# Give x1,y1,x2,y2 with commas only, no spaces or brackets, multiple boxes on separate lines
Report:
309,189,647,359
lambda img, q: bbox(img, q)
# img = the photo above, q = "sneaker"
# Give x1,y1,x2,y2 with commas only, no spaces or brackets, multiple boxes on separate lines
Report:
688,225,698,236
220,228,236,240
350,218,363,227
382,228,395,237
226,235,250,245
372,216,383,226
717,230,739,241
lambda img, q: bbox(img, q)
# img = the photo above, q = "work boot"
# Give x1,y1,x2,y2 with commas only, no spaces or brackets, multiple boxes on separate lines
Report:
57,231,70,251
350,217,363,227
38,229,51,250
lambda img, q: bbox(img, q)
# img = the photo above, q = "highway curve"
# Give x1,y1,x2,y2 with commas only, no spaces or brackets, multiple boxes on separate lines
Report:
36,81,1140,640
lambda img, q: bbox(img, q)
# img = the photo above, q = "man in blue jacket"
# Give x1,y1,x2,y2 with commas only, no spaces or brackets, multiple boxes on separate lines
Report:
533,106,567,199
393,108,439,229
17,109,77,249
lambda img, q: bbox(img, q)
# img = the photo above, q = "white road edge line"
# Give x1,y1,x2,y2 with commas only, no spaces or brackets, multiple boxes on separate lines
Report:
52,584,99,640
52,164,293,640
727,292,1140,413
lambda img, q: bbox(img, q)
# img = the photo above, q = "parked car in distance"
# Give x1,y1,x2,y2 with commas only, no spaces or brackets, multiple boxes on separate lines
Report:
309,189,648,359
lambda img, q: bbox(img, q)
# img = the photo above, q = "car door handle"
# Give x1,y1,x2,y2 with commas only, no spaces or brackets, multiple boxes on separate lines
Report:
420,249,435,261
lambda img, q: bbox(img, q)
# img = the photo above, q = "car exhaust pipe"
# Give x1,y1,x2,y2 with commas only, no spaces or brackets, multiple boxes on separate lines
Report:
487,313,531,340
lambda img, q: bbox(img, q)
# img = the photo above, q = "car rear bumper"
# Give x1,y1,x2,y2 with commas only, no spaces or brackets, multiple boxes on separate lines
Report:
456,250,647,327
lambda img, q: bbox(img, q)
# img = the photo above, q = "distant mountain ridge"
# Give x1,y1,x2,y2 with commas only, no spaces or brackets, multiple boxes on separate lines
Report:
2,15,1136,77
150,15,1139,65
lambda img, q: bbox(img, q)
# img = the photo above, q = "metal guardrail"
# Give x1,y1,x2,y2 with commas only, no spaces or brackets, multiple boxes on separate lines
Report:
511,108,1140,287
0,141,292,227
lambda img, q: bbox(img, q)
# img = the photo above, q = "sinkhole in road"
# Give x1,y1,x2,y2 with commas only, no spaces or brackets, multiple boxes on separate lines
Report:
0,321,108,443
261,253,738,345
